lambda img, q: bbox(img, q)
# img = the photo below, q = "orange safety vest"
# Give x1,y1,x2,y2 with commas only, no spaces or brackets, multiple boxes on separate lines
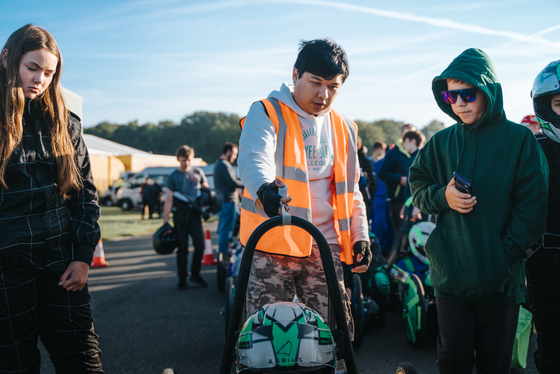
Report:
239,98,359,265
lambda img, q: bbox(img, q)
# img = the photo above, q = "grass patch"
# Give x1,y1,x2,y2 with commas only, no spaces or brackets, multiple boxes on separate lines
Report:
98,206,218,241
98,206,163,241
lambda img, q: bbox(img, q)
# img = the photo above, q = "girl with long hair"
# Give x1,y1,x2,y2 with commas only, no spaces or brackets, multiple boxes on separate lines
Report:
0,24,103,373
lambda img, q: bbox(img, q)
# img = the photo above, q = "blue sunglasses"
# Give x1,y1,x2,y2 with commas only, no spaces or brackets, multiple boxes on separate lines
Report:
441,88,477,104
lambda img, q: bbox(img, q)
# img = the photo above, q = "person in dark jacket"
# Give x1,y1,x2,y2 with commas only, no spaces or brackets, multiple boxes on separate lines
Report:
214,142,244,255
141,176,158,219
401,129,425,220
0,25,103,373
378,124,416,232
409,48,548,374
527,59,560,374
357,136,377,226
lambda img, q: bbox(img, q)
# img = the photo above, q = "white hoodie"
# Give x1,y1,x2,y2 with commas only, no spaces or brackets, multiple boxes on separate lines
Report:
238,83,368,246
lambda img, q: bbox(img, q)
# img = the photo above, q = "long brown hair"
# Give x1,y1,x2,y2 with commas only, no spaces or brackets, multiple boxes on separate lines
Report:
0,24,81,198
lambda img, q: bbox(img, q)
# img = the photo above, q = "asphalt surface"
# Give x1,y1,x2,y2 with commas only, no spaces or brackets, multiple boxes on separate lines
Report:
38,221,540,374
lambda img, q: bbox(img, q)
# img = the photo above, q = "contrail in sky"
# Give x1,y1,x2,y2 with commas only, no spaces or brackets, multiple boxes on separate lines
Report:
264,0,560,48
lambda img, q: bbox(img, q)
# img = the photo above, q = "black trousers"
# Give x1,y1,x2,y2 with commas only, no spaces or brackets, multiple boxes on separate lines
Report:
526,247,560,374
387,200,403,234
175,214,204,279
435,297,519,374
0,242,103,373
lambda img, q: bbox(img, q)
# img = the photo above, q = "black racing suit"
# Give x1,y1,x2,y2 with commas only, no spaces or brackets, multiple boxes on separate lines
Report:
527,133,560,373
0,100,103,373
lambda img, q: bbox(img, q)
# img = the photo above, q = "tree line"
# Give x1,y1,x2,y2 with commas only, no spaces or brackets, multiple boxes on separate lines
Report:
84,111,445,164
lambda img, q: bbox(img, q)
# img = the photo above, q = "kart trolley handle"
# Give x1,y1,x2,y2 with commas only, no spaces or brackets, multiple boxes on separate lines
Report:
219,208,358,374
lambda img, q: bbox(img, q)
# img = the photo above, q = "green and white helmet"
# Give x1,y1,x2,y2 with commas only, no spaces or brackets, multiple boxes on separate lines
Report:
236,302,336,373
408,221,435,265
531,60,560,143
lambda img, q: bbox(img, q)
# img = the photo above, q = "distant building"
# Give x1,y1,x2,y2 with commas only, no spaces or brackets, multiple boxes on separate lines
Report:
83,135,207,195
62,87,83,123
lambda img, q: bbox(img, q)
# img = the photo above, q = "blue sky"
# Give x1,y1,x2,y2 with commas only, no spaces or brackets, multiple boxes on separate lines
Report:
1,0,559,129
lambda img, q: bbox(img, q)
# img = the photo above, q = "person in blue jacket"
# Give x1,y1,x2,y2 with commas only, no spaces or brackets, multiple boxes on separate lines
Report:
371,141,394,255
378,124,417,233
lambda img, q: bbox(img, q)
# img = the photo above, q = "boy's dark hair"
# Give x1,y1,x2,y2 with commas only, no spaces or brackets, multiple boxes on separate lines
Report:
403,130,426,148
176,145,194,160
222,142,238,155
373,141,387,151
294,38,349,83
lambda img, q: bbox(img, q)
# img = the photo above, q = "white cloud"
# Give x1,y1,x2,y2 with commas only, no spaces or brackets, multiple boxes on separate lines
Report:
264,0,560,47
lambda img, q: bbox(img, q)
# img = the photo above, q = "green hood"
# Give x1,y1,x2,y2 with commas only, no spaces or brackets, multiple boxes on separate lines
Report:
432,48,506,128
409,48,549,305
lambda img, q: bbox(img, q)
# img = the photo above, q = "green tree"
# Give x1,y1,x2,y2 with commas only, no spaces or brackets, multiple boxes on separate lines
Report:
421,120,445,141
179,112,242,163
353,118,406,152
85,121,120,138
355,120,387,151
85,112,242,164
84,113,443,164
375,119,406,145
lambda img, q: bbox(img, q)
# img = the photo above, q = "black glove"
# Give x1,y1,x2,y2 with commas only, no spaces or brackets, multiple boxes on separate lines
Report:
257,181,282,218
353,240,372,269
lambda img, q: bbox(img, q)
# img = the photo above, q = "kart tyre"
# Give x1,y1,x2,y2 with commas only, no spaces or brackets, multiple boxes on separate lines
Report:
224,276,236,335
351,273,364,349
396,362,418,374
401,273,426,348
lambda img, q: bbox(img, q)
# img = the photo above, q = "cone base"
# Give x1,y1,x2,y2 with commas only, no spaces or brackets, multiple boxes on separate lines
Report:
201,254,217,265
91,260,109,268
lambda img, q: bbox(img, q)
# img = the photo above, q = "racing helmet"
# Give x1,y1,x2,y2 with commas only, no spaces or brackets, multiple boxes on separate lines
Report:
531,60,560,143
408,221,436,266
153,223,178,255
198,187,224,213
236,302,336,373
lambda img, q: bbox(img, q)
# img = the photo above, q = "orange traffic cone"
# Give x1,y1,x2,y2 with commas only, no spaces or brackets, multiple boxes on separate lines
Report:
91,239,109,268
201,229,217,265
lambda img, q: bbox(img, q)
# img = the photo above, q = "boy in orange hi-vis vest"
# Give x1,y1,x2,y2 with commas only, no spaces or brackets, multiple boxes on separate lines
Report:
238,38,372,340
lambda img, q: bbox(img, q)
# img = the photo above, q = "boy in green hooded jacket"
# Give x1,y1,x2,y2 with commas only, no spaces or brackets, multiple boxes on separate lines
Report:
409,48,548,373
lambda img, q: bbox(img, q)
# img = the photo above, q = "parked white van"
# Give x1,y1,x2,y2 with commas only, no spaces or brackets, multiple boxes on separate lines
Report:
115,167,175,210
115,165,217,210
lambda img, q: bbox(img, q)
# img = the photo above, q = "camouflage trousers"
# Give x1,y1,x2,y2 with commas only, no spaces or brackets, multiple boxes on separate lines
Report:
246,244,354,338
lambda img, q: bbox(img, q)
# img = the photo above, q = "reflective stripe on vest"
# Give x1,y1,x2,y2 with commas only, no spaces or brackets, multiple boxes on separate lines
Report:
240,98,358,263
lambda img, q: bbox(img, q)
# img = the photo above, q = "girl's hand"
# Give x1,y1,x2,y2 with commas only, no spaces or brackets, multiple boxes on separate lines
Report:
59,261,90,291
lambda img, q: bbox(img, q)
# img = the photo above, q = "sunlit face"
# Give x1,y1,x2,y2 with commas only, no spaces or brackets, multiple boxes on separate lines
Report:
178,156,191,172
373,148,385,160
446,79,487,125
551,94,560,116
16,49,58,99
292,69,343,116
402,138,417,154
227,147,238,164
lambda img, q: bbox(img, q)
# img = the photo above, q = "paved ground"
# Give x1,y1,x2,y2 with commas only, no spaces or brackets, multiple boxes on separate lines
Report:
37,221,539,373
